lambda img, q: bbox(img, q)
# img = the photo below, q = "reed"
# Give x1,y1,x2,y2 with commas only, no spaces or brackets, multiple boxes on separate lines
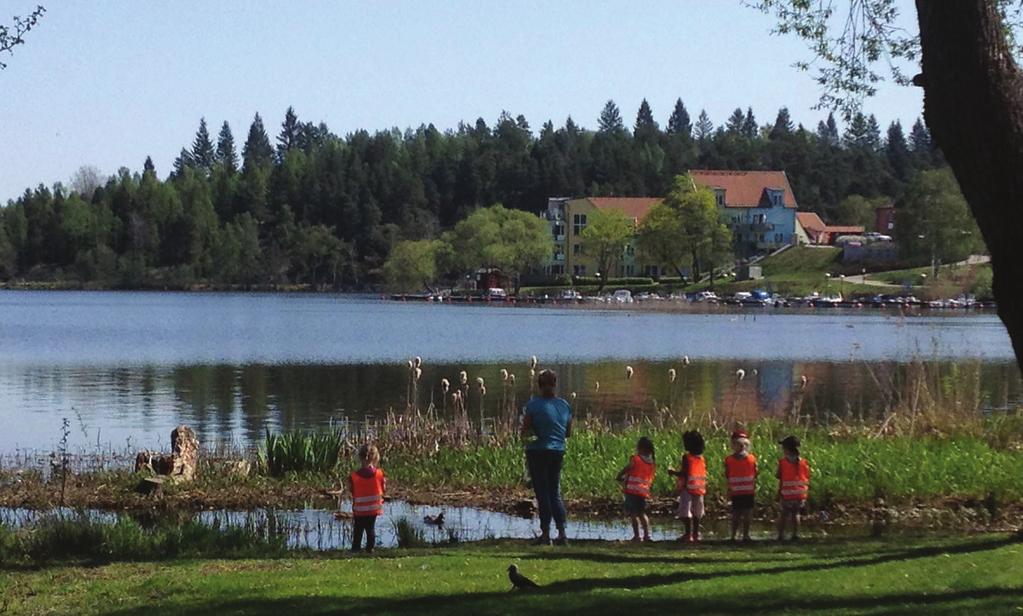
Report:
257,427,345,477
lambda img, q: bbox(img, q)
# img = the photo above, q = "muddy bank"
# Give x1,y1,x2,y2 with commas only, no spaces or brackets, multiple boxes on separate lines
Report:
2,469,1019,533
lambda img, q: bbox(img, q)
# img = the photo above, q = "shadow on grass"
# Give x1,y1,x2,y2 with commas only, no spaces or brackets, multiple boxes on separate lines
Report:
94,536,1020,616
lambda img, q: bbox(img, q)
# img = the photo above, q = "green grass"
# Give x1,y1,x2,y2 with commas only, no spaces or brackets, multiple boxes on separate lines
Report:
257,428,345,476
384,423,1023,506
2,536,1020,615
759,246,843,276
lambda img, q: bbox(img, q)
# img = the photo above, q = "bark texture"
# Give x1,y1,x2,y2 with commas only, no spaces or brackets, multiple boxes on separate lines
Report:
916,0,1023,373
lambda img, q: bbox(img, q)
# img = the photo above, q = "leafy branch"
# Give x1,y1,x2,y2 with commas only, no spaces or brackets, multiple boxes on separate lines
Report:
0,5,45,69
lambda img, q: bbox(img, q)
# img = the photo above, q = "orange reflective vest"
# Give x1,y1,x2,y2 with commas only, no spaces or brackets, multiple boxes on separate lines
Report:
725,453,757,496
779,457,810,501
684,454,707,496
623,455,655,498
351,467,385,516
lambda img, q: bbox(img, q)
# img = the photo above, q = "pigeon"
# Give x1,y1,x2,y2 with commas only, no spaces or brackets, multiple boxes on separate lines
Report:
507,564,540,590
423,512,445,526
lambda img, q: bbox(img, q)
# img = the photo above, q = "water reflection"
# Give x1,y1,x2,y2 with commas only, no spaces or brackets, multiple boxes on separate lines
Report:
2,359,1019,452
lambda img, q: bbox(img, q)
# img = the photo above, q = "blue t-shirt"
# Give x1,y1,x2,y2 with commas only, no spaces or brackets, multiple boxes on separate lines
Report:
524,396,572,451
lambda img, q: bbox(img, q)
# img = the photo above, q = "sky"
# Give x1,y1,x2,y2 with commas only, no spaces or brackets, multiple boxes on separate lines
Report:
0,0,924,202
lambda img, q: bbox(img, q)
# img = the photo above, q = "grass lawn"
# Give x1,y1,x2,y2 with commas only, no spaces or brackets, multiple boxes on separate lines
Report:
3,535,1021,615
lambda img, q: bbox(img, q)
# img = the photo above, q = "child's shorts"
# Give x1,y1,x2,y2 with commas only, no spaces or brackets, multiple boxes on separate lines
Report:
731,495,755,512
623,493,647,515
781,499,807,513
677,491,705,519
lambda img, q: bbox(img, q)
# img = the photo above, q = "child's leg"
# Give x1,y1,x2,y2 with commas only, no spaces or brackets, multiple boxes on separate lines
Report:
692,495,704,540
630,515,640,540
352,517,365,552
365,516,377,553
679,491,692,539
640,513,652,540
742,510,753,540
730,509,740,540
792,508,801,539
776,505,786,540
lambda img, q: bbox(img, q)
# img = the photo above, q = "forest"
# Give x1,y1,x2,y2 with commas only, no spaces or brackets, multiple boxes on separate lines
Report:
0,99,945,289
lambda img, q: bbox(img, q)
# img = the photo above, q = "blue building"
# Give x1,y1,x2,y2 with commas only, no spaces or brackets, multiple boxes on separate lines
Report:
691,170,799,257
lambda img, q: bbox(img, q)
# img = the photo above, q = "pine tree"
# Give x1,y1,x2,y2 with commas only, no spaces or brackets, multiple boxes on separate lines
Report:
634,98,657,139
143,156,156,175
242,113,274,170
909,117,932,163
191,118,216,173
666,98,692,137
770,107,794,139
173,148,195,177
816,112,840,147
216,121,238,174
865,114,883,151
885,120,912,181
843,112,870,149
695,110,713,141
597,100,625,133
277,106,301,160
726,108,745,133
741,107,758,139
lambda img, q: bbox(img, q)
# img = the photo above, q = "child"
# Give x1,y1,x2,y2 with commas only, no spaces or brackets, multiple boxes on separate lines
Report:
617,436,656,542
724,429,757,542
669,430,706,542
776,435,810,541
348,443,386,553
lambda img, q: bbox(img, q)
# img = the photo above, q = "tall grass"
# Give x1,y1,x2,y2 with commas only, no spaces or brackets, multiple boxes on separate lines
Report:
257,428,345,476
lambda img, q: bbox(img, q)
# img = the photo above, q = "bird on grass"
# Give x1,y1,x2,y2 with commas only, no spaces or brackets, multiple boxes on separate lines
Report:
508,564,540,590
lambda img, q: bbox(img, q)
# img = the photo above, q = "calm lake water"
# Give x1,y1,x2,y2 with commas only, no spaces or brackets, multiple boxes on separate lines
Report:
0,291,1019,453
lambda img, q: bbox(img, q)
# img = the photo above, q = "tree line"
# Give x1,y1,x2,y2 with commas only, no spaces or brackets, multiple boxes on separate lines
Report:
0,100,946,288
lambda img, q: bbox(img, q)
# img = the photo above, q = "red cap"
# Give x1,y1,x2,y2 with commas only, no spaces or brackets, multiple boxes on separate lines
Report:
731,430,748,440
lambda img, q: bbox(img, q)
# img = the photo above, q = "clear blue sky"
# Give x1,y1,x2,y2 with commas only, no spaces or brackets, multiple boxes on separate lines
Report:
0,0,923,202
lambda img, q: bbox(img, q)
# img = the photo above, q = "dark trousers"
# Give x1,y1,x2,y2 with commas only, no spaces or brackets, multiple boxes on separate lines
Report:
526,449,567,533
352,515,377,552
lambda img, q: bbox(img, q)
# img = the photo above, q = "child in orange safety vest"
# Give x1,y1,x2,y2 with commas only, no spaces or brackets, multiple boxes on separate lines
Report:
668,430,706,543
616,436,656,542
725,429,757,543
776,435,810,542
348,443,386,553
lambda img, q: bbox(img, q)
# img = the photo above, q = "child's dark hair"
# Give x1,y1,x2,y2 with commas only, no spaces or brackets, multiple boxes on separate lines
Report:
637,436,655,460
682,430,705,455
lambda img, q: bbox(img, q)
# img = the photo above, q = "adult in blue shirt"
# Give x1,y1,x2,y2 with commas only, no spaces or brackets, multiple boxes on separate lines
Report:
520,369,572,545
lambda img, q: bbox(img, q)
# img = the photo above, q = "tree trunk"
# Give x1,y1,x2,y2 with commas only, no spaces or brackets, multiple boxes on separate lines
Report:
916,0,1023,373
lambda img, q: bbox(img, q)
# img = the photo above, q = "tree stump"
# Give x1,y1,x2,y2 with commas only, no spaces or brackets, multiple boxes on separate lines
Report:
134,425,199,486
136,476,164,496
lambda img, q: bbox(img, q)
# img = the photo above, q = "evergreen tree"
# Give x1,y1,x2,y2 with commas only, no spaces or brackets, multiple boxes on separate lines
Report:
173,148,195,177
770,107,794,139
909,117,933,165
216,121,238,173
597,100,625,133
694,110,714,141
726,108,745,133
741,107,758,139
277,106,301,160
666,98,692,137
242,113,273,169
143,156,156,175
634,98,658,138
885,120,912,181
843,112,871,149
865,114,883,151
816,112,840,147
191,118,216,173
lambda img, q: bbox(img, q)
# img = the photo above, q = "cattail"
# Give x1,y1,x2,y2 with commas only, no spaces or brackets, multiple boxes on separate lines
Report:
751,368,759,377
625,365,634,380
529,368,536,380
668,368,677,383
682,356,691,366
594,381,600,392
476,377,485,387
460,371,468,385
500,369,509,382
407,359,414,370
529,355,538,369
413,356,422,368
570,392,577,401
736,369,746,381
509,374,516,384
440,378,450,393
414,367,422,381
480,386,487,396
800,375,808,389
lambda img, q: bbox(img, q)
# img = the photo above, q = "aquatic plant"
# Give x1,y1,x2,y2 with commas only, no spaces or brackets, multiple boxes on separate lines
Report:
391,516,426,548
258,428,345,477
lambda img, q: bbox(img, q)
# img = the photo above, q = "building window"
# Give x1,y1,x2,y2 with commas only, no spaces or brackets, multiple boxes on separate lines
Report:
714,189,725,207
758,233,766,242
774,233,783,243
550,265,564,275
573,243,581,255
573,214,587,235
768,189,783,207
624,265,634,276
552,223,564,238
624,244,635,257
573,265,587,276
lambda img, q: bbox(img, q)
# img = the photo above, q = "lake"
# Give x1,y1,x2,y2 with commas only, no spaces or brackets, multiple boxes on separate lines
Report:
0,291,1018,453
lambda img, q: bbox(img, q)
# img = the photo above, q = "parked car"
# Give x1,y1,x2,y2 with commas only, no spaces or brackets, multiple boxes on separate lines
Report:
487,288,508,300
690,291,719,303
612,289,634,303
559,289,583,301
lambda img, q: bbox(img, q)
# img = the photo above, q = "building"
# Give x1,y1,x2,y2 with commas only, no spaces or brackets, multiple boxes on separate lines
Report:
875,204,895,235
542,196,664,278
690,170,799,257
795,212,865,246
542,169,802,278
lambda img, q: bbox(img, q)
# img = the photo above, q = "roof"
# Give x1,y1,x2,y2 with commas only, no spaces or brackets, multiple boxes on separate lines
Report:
582,197,662,221
690,170,798,208
796,212,826,233
826,225,866,234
